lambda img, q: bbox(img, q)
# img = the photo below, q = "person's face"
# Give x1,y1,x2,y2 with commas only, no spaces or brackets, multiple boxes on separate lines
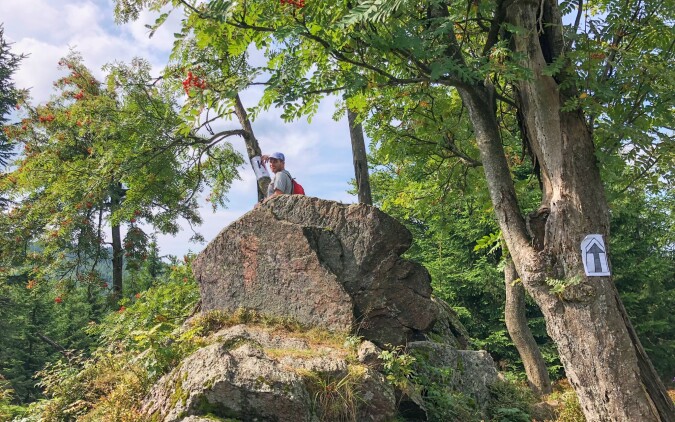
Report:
268,158,284,173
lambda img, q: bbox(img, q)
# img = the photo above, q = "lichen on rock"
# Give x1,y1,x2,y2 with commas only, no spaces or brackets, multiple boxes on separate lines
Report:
141,324,395,422
192,196,438,347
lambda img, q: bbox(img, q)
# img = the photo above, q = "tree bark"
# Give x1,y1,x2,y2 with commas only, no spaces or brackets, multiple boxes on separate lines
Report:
475,0,675,420
110,183,124,301
504,258,552,397
347,109,373,205
463,66,673,422
34,332,72,360
111,219,123,302
233,93,270,202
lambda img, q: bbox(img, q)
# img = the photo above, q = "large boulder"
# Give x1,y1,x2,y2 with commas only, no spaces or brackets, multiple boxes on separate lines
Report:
407,341,499,407
142,325,396,422
426,297,472,349
192,195,437,347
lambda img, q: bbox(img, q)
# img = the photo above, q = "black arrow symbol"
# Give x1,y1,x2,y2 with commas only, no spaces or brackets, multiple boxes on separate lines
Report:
587,243,604,273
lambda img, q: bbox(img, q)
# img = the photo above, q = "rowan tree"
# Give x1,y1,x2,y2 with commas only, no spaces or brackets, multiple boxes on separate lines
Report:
0,52,243,301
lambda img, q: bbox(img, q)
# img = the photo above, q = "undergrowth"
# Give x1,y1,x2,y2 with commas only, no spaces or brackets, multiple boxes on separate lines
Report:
301,365,366,422
547,381,585,422
379,346,537,422
0,377,27,421
13,260,357,422
18,262,200,422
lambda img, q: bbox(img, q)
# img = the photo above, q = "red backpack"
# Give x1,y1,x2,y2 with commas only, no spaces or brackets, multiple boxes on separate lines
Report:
283,170,305,195
291,179,305,195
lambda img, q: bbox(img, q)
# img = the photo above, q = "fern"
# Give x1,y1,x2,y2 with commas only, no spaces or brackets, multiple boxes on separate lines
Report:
545,275,582,296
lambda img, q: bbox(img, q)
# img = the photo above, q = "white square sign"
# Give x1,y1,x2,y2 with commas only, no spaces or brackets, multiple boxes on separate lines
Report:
251,156,270,180
580,234,611,276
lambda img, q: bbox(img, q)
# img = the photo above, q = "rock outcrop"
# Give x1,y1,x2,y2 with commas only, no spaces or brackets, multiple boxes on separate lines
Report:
193,195,437,347
146,196,502,421
407,342,499,406
142,325,396,422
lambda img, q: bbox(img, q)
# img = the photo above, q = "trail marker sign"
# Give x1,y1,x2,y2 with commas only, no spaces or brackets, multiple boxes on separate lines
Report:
251,156,270,180
580,234,610,277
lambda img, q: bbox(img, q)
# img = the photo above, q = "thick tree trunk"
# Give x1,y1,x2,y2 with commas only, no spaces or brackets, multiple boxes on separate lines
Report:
347,109,373,205
233,93,270,202
504,258,552,397
463,73,674,422
474,1,675,420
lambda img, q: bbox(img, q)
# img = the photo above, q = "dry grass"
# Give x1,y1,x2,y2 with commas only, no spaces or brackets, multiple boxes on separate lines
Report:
538,380,585,422
264,347,328,360
544,383,675,422
299,365,367,422
76,357,151,422
191,308,352,352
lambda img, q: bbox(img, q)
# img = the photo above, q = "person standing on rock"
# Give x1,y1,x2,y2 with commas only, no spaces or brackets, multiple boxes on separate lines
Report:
262,152,293,200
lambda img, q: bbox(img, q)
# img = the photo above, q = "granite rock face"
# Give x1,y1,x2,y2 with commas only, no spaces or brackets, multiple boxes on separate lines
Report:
142,325,396,422
407,341,500,407
192,195,438,347
178,195,501,421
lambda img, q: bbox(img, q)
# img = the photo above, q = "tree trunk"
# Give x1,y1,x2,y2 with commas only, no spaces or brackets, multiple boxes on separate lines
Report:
110,183,124,301
111,220,123,301
347,109,373,205
233,93,270,202
458,1,675,420
504,258,552,397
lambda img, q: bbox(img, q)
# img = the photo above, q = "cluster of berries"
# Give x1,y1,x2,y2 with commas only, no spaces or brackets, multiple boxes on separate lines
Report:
182,71,207,96
280,0,305,7
38,114,55,123
58,60,74,70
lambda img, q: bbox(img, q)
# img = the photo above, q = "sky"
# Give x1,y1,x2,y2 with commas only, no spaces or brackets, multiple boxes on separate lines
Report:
0,0,359,257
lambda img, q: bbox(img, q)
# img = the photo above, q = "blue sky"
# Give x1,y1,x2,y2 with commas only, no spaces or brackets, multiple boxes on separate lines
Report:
1,0,359,257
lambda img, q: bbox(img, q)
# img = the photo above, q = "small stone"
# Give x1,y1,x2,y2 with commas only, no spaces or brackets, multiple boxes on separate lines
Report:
357,340,383,369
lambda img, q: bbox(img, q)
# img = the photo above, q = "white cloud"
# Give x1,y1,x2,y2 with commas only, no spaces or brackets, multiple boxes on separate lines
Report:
62,2,106,36
2,0,360,257
1,0,67,42
121,6,183,50
1,0,177,104
10,39,69,102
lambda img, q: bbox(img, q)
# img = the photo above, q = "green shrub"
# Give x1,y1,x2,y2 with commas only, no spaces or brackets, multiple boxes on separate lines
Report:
553,389,585,422
379,346,482,421
379,345,539,422
91,262,201,378
485,380,535,421
0,378,28,421
24,262,200,421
